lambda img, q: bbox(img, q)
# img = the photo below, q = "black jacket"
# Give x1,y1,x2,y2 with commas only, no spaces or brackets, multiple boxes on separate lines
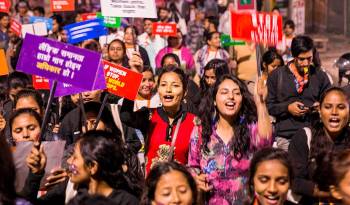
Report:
267,65,331,139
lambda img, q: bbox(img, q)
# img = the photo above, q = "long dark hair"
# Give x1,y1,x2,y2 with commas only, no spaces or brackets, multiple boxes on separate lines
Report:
199,74,257,160
78,131,128,189
14,89,44,114
309,87,350,162
0,134,16,205
314,149,350,192
246,148,293,205
261,49,284,73
141,161,197,205
200,59,230,93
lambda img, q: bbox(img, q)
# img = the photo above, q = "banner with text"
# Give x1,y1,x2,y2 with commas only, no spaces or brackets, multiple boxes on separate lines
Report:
152,22,177,37
16,34,101,90
54,62,106,97
101,0,157,18
32,75,50,90
231,11,282,46
0,0,10,13
50,0,75,12
64,18,108,44
96,12,121,28
103,60,143,100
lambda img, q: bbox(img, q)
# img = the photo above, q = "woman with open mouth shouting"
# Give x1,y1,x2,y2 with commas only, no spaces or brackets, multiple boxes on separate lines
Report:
120,65,198,175
188,74,272,205
289,87,350,205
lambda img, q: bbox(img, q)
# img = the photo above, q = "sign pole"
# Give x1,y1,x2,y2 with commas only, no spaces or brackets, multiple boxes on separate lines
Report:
39,80,57,143
79,93,88,132
93,93,109,130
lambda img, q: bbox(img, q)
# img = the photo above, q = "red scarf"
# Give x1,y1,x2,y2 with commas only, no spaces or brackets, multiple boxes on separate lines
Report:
289,63,309,93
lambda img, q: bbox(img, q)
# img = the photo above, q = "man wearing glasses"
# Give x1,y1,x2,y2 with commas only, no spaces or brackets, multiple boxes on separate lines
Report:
266,35,331,151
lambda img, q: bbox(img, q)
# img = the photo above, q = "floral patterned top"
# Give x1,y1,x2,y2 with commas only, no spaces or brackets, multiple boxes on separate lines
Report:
188,123,272,205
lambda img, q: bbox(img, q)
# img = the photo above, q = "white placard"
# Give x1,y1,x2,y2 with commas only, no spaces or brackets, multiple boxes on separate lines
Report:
99,34,118,47
21,22,48,38
291,0,305,35
101,0,157,18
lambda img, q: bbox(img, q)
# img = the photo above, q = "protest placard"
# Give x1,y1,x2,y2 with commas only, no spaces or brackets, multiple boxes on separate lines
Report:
152,22,177,37
96,12,121,28
231,11,283,46
81,13,97,21
16,34,102,90
0,0,10,13
10,19,21,37
29,16,53,31
99,34,118,47
220,34,245,47
0,49,8,76
54,62,106,97
50,0,75,12
32,75,50,90
103,60,143,100
64,18,108,44
13,141,66,192
21,22,48,37
101,0,157,18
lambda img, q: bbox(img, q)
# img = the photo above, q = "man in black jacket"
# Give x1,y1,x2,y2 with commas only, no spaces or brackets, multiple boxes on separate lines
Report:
267,35,331,151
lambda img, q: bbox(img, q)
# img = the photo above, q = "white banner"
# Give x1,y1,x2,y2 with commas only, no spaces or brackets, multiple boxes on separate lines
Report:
101,0,157,18
291,0,305,35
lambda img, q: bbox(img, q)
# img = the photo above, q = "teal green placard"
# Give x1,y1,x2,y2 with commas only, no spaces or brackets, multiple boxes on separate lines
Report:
240,0,252,5
220,34,246,47
96,12,121,28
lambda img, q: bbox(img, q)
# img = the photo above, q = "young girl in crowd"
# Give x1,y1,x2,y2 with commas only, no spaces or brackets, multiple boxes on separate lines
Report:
199,58,230,95
9,108,41,144
133,67,161,111
106,39,129,67
141,161,197,205
123,26,151,67
188,74,272,205
289,87,350,204
24,131,139,205
261,49,284,80
121,66,198,174
247,147,295,205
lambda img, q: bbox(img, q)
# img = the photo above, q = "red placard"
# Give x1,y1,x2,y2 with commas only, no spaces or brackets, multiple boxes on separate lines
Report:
0,0,10,13
103,60,143,100
231,11,283,46
50,0,75,12
32,75,50,90
10,19,21,37
81,13,97,21
152,22,177,37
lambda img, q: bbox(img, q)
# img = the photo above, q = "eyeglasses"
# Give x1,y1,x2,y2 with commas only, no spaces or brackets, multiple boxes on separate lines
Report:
296,56,313,62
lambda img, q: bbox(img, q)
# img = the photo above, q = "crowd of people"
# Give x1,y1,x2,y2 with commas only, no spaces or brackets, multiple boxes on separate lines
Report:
0,0,349,205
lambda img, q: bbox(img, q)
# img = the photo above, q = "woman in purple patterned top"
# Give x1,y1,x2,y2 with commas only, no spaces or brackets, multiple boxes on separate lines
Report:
188,75,272,205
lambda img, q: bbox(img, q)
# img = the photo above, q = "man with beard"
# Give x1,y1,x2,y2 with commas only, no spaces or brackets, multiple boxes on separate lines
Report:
266,35,331,151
